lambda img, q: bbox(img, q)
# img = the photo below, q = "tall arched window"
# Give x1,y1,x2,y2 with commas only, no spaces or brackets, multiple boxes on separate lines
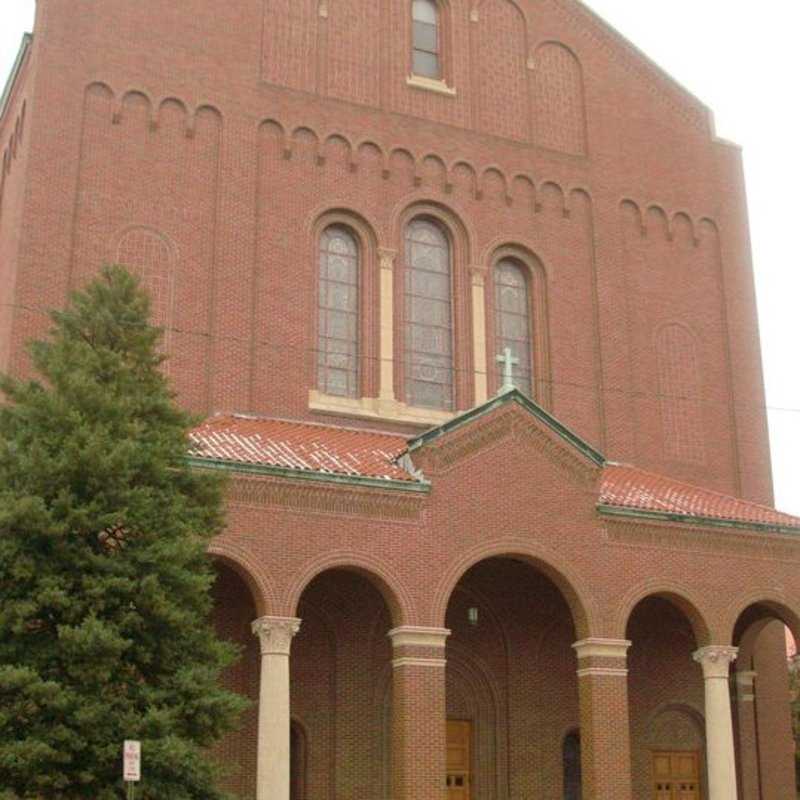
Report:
494,259,533,397
404,218,454,410
412,0,441,79
318,226,359,398
563,731,582,800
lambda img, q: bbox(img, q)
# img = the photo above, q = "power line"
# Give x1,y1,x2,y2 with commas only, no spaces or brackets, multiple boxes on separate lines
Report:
4,299,800,415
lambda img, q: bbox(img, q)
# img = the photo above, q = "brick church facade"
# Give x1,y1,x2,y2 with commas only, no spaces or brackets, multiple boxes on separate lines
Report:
2,1,799,798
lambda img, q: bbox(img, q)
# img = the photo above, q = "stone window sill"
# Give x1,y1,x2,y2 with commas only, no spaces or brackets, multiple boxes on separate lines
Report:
309,391,456,427
406,75,457,97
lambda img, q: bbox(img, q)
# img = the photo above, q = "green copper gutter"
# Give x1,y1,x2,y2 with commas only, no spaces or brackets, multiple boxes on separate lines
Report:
597,504,800,536
186,456,431,494
406,387,606,467
1,34,32,123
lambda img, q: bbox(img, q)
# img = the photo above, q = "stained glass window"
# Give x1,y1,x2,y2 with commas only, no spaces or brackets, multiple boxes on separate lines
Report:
412,0,441,79
404,219,454,410
494,259,533,397
318,226,359,397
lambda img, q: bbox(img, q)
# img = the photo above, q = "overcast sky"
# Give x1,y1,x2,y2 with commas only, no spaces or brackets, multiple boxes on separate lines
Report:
1,2,798,514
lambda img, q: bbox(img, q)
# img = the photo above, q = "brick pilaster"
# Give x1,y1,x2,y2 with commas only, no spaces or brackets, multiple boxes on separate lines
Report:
389,627,450,800
574,638,633,800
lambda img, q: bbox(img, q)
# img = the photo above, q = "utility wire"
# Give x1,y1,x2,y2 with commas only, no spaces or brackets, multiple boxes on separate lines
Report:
4,299,800,415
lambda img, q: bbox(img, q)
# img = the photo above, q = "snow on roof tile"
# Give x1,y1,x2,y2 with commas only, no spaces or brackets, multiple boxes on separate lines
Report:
189,415,800,530
600,463,800,530
189,415,415,483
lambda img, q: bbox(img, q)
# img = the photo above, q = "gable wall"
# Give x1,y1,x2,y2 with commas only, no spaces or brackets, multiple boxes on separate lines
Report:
4,0,771,504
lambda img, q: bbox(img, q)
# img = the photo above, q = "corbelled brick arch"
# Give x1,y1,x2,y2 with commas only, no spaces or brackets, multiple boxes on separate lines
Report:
726,593,800,800
208,540,278,618
284,550,416,627
723,590,800,648
430,537,595,636
614,578,714,647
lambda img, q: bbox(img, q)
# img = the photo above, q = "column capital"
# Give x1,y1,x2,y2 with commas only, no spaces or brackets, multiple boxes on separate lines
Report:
388,626,450,649
468,265,487,287
378,247,397,270
693,645,738,678
252,616,301,656
573,638,632,659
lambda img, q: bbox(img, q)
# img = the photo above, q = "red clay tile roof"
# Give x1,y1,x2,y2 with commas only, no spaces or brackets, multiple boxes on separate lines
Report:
189,415,800,528
189,414,415,483
600,463,800,530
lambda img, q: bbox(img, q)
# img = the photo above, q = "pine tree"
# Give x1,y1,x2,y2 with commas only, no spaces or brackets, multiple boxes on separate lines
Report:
0,266,247,799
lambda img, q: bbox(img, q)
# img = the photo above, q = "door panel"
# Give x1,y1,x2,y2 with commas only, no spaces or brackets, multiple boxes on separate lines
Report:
652,752,700,800
446,720,472,800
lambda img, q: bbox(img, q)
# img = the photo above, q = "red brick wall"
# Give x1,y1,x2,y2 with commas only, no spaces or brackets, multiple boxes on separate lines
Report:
3,0,773,501
2,0,796,796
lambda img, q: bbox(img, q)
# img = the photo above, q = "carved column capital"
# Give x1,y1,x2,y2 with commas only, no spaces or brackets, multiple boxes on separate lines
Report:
693,645,738,679
252,616,301,656
378,248,398,271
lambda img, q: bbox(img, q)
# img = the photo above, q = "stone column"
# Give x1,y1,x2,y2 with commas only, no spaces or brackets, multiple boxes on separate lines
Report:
735,670,760,800
251,616,302,800
469,267,489,405
389,626,450,800
378,248,397,403
573,638,633,800
694,646,739,800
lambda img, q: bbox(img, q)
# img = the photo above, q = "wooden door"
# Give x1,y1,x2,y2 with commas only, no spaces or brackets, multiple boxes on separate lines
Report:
446,720,472,800
652,751,701,800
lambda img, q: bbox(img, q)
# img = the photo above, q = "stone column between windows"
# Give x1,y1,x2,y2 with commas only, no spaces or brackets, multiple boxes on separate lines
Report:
378,248,397,403
573,638,633,800
389,626,450,800
251,616,302,800
469,267,488,404
735,670,760,800
693,646,739,800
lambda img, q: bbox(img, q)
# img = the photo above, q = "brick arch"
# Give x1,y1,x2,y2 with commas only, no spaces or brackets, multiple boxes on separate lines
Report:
645,702,705,747
531,41,587,156
284,551,415,628
654,322,705,464
431,538,595,639
113,225,176,348
208,540,278,618
614,579,713,647
723,590,800,650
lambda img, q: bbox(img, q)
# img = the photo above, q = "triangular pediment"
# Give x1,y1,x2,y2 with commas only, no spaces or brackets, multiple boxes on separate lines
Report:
403,388,605,485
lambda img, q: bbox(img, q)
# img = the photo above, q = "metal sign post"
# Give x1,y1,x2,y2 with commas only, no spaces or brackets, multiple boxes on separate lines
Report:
123,740,141,800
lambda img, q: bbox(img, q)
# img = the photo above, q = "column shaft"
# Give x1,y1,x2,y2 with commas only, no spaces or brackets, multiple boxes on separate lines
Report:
469,268,488,404
378,248,396,402
694,646,739,800
252,616,301,800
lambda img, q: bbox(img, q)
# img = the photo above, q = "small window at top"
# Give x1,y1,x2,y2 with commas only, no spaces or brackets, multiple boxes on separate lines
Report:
412,0,441,79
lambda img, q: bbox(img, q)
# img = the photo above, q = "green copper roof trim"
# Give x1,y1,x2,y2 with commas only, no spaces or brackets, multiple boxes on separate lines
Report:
406,388,606,467
597,504,800,536
1,34,32,123
186,456,431,494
